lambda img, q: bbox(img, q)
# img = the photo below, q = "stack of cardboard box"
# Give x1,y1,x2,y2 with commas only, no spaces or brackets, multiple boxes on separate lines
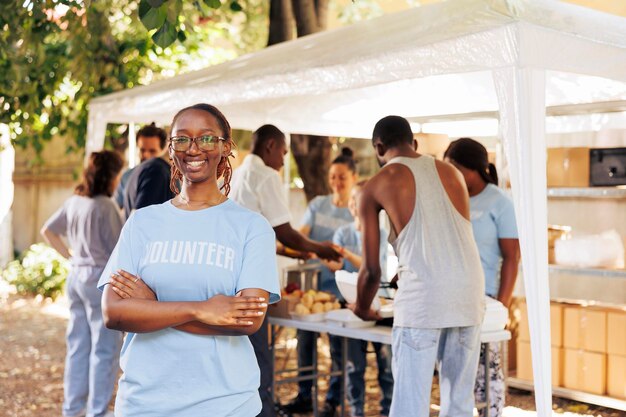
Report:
562,306,607,394
516,301,563,385
607,311,626,398
516,299,626,399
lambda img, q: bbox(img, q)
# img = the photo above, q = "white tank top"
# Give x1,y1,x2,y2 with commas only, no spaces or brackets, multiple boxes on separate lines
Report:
388,155,485,329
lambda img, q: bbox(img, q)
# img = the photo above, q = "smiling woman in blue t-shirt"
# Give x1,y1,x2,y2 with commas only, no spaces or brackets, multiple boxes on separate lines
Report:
444,137,520,417
99,103,280,417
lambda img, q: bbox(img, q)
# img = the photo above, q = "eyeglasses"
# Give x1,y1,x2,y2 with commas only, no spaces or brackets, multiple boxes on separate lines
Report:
169,135,226,152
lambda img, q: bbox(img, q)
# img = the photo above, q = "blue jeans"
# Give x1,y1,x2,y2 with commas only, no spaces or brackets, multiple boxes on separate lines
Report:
346,340,393,417
390,326,481,417
63,267,122,417
296,330,343,404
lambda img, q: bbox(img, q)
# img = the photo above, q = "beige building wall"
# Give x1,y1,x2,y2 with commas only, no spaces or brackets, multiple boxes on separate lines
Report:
12,136,83,253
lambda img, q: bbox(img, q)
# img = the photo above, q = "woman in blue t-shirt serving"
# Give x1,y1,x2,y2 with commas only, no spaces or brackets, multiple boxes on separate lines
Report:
283,148,357,416
444,138,521,417
100,103,280,417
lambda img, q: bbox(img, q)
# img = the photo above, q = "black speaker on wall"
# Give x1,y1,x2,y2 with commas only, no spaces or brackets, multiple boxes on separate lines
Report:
589,148,626,186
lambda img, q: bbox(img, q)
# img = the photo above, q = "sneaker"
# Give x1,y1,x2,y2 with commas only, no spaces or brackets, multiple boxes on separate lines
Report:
320,401,338,417
282,395,313,413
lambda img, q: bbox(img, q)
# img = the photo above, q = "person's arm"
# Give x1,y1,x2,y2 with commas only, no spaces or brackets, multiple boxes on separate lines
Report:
40,228,71,259
353,183,383,321
274,223,341,261
299,224,311,237
107,270,268,336
102,282,268,336
41,203,71,259
496,238,520,307
342,248,362,270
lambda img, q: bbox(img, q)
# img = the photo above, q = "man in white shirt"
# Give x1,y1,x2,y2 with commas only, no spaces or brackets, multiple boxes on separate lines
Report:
230,124,341,417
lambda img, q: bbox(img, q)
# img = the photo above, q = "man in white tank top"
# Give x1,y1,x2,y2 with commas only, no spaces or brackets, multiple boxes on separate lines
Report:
353,116,485,417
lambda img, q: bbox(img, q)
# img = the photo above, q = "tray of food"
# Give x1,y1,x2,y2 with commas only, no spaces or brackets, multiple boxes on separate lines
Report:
325,308,376,328
290,289,341,321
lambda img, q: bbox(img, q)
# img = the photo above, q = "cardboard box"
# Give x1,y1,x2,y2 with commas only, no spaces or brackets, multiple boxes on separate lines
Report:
518,301,563,347
607,354,626,399
563,306,607,353
267,295,299,319
607,311,626,356
516,341,563,386
563,349,606,395
547,147,590,187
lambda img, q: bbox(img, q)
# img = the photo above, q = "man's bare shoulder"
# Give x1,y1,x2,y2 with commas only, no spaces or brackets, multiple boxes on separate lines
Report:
434,159,465,187
370,162,413,184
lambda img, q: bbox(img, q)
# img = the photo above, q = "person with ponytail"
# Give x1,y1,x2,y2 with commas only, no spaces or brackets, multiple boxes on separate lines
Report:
284,147,358,417
99,104,280,416
41,150,124,417
444,137,520,417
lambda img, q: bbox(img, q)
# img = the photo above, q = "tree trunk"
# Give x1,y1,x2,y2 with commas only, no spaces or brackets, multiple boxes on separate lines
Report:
268,0,294,46
291,0,319,36
290,134,332,200
268,0,332,202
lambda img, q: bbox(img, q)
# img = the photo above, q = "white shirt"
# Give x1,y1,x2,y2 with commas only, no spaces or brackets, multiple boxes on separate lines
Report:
230,154,291,227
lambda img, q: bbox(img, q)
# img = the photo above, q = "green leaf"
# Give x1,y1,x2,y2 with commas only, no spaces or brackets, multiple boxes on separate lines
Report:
152,20,177,48
229,1,242,12
139,0,167,31
167,0,182,24
204,0,221,9
147,0,166,7
177,30,187,43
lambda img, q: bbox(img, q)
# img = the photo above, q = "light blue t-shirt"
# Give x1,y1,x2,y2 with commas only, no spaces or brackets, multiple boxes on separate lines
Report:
333,223,391,298
333,223,388,275
301,195,353,298
469,184,518,297
97,199,280,417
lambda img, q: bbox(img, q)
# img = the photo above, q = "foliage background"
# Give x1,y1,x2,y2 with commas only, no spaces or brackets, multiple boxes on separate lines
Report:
0,0,268,162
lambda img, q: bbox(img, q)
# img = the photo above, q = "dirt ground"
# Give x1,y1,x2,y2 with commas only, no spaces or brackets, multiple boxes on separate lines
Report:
0,294,623,417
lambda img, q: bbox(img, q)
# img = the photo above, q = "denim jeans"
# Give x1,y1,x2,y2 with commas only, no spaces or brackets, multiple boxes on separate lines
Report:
296,330,343,404
389,326,481,417
346,340,393,417
63,267,122,417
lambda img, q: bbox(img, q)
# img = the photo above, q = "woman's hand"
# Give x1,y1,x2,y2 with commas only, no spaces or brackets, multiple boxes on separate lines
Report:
193,294,267,327
109,269,157,301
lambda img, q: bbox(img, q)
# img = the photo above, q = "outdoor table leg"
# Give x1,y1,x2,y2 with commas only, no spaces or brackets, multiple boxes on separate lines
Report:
271,324,276,404
313,332,319,417
484,342,491,417
340,336,347,417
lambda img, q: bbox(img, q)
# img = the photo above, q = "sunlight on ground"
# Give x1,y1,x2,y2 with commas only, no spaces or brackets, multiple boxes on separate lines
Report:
40,296,69,320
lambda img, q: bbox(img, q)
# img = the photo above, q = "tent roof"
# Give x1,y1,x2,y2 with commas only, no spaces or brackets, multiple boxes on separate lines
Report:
87,0,626,145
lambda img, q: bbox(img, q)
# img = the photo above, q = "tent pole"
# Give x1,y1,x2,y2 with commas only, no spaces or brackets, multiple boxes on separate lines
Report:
284,132,291,205
493,67,552,417
128,123,137,168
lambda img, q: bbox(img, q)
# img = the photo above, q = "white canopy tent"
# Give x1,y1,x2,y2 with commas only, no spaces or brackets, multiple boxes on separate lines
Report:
87,0,626,414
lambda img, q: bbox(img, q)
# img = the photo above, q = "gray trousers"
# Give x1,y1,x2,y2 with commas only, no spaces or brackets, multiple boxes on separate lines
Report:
63,266,122,417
